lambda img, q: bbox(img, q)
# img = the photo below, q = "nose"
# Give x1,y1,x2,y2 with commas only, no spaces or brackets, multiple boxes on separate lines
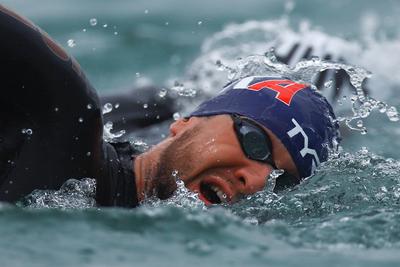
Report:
233,161,273,195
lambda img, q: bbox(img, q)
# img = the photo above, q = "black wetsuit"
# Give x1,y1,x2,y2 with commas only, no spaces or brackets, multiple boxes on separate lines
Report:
0,6,175,207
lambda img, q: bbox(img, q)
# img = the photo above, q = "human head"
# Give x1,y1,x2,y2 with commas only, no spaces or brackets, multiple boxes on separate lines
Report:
190,76,341,181
134,76,340,204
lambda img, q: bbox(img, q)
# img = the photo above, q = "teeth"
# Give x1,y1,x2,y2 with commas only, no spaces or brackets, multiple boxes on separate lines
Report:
211,185,228,203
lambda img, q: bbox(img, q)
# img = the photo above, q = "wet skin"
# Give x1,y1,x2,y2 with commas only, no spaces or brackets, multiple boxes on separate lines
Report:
134,115,299,205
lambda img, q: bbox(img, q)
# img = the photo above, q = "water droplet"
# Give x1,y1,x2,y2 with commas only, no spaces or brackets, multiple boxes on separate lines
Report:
102,103,113,114
156,115,160,119
67,39,76,48
78,117,84,123
103,24,108,28
215,60,225,71
197,21,203,25
113,31,118,35
86,152,91,156
87,104,92,109
356,120,363,127
135,72,141,78
89,18,97,26
358,103,371,118
144,9,149,14
264,48,277,63
143,103,148,109
165,22,169,26
172,170,178,177
361,128,368,135
377,102,387,113
360,146,369,154
21,128,33,135
158,88,167,98
173,112,181,121
342,95,347,100
324,80,333,88
387,106,399,122
82,28,87,32
54,107,59,112
114,103,120,109
171,82,197,97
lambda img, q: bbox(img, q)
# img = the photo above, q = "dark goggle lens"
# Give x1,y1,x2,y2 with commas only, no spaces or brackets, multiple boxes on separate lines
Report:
241,130,271,161
232,115,273,163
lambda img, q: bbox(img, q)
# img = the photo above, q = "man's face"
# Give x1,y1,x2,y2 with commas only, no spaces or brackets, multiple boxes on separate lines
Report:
157,114,298,205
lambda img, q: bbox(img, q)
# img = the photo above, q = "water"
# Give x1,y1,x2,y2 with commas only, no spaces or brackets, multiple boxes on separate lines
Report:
2,0,400,266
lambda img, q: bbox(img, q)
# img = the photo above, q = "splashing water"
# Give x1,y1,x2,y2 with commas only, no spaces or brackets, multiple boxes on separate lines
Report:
103,121,126,142
228,53,399,133
102,103,126,142
19,178,97,209
142,176,206,210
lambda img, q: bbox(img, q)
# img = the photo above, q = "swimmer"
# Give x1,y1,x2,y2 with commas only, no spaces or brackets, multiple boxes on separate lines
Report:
0,6,340,207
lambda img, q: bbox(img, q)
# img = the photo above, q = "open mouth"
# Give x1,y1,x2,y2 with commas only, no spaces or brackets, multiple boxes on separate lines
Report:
199,182,228,204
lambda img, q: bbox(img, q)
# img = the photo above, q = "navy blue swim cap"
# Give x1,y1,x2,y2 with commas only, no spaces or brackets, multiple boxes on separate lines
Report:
190,76,340,180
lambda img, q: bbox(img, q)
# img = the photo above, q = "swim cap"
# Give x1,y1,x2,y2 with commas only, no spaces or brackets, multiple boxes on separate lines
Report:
190,76,340,180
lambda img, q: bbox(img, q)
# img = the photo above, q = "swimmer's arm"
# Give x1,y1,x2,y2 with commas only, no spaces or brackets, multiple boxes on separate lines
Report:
275,42,369,101
100,86,178,133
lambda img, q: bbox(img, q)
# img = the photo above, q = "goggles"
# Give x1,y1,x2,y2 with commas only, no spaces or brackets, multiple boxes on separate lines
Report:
230,114,298,191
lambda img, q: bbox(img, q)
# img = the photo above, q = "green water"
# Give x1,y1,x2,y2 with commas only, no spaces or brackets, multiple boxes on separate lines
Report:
1,0,400,266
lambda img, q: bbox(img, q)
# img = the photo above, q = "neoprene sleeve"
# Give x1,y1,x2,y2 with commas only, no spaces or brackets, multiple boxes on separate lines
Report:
0,5,139,207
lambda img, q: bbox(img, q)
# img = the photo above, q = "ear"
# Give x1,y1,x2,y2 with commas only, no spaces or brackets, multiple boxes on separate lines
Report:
169,117,197,136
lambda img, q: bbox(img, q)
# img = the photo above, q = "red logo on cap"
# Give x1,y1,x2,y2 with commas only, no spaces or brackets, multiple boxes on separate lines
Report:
248,79,308,105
